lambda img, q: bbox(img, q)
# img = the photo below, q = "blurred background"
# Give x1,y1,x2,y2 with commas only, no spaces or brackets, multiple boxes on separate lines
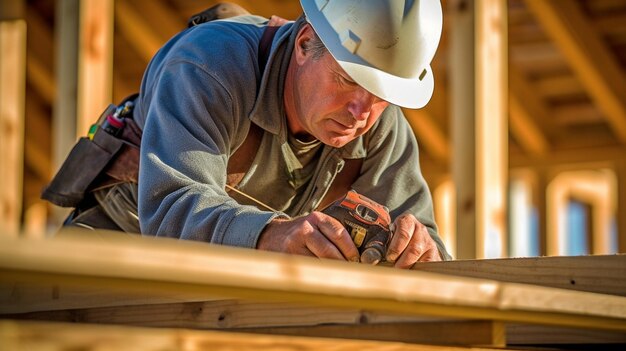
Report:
1,0,625,259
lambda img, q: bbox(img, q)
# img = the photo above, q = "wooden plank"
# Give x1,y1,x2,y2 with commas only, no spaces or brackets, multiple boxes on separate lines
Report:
0,320,508,351
240,321,506,347
53,0,79,171
0,19,26,237
4,298,438,328
508,65,552,156
475,0,508,258
449,0,476,260
76,0,113,138
506,323,626,345
525,0,626,143
0,231,625,331
413,255,626,297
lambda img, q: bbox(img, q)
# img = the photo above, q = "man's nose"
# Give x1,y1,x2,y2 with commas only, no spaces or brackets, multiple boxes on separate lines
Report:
347,89,377,121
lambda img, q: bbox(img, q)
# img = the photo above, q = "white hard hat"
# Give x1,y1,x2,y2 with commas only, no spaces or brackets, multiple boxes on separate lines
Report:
300,0,443,109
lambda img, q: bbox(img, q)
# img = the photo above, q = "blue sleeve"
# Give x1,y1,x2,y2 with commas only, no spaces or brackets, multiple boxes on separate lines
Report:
138,60,280,247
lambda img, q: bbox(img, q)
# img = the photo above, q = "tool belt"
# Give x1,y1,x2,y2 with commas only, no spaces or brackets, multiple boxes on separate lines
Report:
42,94,141,208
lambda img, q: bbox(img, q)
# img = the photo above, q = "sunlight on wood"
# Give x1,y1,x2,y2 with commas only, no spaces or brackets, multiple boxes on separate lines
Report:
547,169,617,256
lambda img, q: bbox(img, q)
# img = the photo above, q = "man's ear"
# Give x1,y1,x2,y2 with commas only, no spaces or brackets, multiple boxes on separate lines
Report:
294,24,314,65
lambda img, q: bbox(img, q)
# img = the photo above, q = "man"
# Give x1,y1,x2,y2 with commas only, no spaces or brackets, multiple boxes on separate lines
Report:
58,0,451,266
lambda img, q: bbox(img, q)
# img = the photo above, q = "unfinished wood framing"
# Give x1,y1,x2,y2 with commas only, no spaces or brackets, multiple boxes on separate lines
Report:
450,0,508,259
0,320,515,351
546,170,616,255
449,0,476,260
1,232,625,331
53,0,79,171
525,0,626,143
475,0,508,258
77,0,113,137
0,18,26,237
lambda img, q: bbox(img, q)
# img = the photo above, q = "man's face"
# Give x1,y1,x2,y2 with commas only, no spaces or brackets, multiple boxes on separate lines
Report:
285,25,389,148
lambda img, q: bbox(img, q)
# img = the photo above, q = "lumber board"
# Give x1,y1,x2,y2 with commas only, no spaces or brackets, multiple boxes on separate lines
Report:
0,320,508,351
239,320,506,347
506,323,626,345
3,298,443,329
414,255,626,296
0,19,26,236
0,230,625,332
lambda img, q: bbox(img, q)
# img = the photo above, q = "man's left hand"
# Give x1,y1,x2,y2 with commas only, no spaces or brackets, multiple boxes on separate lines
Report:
385,213,441,268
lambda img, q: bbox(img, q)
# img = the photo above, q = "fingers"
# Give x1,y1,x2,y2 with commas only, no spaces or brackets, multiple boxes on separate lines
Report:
387,213,442,269
309,212,360,262
386,213,415,262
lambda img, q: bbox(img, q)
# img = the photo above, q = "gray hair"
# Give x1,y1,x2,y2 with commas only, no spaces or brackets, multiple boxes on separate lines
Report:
302,16,327,60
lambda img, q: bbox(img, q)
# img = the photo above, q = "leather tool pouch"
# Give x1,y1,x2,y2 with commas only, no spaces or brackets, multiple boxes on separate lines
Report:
41,128,125,208
41,94,142,208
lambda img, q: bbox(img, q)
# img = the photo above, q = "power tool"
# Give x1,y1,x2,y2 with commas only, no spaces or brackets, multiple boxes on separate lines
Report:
322,190,392,265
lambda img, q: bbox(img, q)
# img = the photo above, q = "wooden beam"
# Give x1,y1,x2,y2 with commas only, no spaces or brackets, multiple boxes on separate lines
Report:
546,170,615,256
24,5,55,104
115,0,164,63
1,232,625,331
510,145,626,169
534,75,584,99
449,0,476,260
0,320,513,351
403,108,450,165
240,321,506,347
53,0,79,171
414,254,626,297
508,66,551,156
0,18,26,236
475,0,508,258
506,323,626,345
525,0,626,143
77,0,113,138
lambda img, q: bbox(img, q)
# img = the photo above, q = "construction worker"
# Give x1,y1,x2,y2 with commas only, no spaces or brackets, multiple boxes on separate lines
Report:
48,1,451,266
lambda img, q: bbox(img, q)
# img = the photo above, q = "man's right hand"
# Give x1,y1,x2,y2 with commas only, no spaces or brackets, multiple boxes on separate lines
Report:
257,212,360,262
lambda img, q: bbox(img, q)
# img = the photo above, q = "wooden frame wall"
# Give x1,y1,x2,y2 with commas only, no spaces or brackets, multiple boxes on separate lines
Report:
0,1,26,236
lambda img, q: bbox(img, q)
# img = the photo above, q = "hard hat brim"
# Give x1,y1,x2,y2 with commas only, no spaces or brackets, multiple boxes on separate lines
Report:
338,61,435,109
301,0,436,109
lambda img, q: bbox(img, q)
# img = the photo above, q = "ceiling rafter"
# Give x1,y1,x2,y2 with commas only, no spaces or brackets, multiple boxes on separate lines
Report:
508,66,551,156
525,0,626,143
115,0,164,63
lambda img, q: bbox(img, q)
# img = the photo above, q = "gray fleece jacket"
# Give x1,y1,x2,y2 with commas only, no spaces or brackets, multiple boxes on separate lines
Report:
133,15,450,259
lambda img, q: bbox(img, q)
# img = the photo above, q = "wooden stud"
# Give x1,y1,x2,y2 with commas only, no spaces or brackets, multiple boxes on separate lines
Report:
508,65,551,155
0,18,26,237
76,0,113,138
449,0,476,259
414,254,626,297
475,0,508,258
